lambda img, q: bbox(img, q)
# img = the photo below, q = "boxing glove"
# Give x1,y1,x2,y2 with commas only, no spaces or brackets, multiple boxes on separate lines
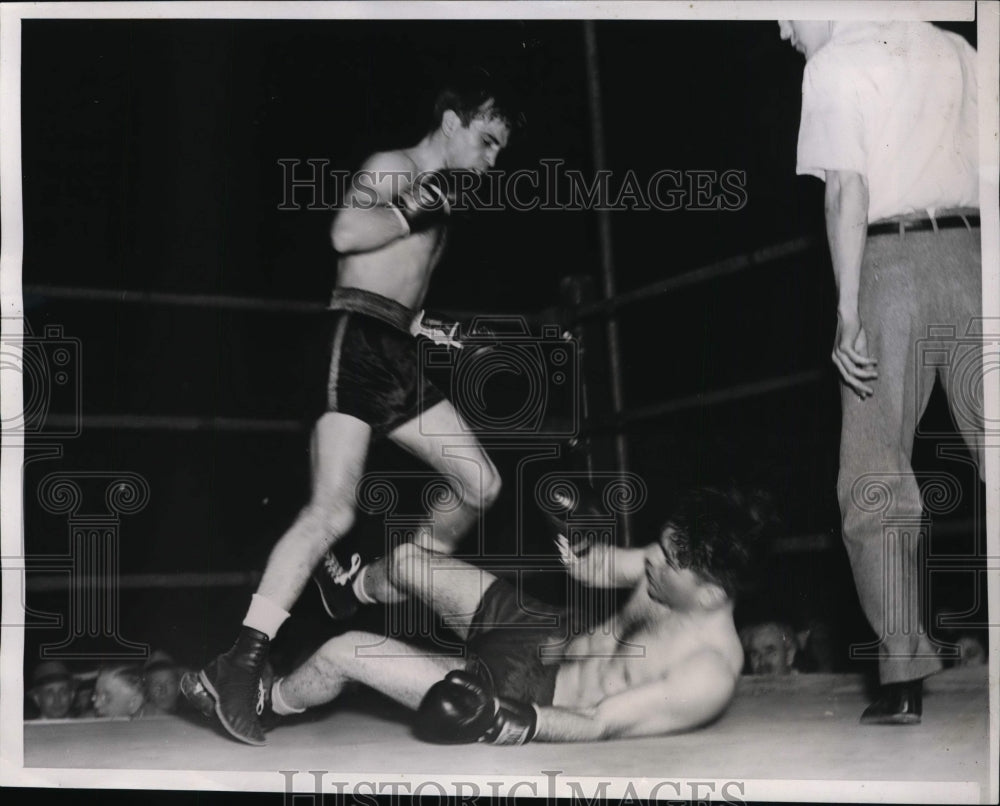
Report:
394,171,453,233
482,697,538,746
415,669,497,744
415,670,537,745
542,484,610,553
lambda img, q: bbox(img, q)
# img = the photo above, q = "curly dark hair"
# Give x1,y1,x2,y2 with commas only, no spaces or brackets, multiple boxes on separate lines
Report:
663,486,773,598
430,66,526,133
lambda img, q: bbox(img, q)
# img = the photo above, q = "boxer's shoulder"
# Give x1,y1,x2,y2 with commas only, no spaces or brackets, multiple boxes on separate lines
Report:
360,149,418,178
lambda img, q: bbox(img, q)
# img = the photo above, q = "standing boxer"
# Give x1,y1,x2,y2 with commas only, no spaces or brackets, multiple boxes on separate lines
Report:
184,68,522,745
779,20,982,723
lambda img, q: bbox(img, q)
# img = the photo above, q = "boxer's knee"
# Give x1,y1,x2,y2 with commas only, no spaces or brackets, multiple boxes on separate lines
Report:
387,542,431,592
465,463,501,513
315,631,364,674
481,467,502,510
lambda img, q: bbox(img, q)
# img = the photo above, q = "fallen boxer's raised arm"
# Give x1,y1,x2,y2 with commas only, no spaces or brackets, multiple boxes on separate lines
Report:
555,533,646,589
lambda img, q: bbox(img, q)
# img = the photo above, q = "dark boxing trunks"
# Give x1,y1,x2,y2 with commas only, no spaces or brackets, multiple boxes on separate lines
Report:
324,287,445,436
464,578,566,707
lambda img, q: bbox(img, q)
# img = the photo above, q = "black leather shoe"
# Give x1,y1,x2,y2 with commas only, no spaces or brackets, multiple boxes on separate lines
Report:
180,670,215,718
860,680,923,725
194,627,270,745
182,659,278,732
312,549,363,620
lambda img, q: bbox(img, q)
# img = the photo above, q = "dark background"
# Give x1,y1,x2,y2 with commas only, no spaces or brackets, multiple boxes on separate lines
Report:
18,18,985,681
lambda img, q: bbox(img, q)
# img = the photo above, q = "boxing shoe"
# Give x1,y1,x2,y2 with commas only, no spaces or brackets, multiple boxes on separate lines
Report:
860,679,923,725
312,549,363,620
182,659,279,732
180,670,216,718
192,627,270,745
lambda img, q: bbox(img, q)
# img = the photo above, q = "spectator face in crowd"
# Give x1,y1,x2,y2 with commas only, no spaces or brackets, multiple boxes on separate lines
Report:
93,666,145,718
29,661,75,719
742,622,797,675
143,651,181,714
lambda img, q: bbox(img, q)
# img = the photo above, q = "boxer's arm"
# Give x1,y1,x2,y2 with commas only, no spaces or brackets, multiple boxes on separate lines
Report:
330,151,415,254
556,536,645,589
533,650,736,742
824,169,877,397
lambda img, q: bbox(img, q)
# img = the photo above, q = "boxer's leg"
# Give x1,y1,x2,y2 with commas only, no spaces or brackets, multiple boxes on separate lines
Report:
259,412,370,607
388,399,502,553
188,412,371,745
276,632,464,712
361,542,498,640
315,348,500,619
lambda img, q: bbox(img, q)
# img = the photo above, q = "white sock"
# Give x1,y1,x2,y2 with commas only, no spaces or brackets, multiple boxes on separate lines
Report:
270,677,305,715
352,566,378,605
242,593,290,640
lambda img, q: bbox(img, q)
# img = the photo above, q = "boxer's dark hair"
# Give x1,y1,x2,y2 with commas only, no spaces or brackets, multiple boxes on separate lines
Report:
431,66,525,132
662,486,773,598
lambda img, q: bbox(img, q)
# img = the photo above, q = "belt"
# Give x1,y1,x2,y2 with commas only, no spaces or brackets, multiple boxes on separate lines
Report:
328,287,417,333
867,214,980,238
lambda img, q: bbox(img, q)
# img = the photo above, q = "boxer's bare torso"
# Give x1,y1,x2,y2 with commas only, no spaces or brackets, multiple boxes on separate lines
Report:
336,149,447,310
332,112,508,310
551,579,744,708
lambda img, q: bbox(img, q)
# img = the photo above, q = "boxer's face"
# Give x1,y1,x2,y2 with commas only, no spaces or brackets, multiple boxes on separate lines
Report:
644,527,704,607
443,103,510,174
778,20,832,59
32,680,74,719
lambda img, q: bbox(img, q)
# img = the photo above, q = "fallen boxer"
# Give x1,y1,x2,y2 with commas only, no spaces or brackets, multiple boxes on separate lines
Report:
186,486,768,743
